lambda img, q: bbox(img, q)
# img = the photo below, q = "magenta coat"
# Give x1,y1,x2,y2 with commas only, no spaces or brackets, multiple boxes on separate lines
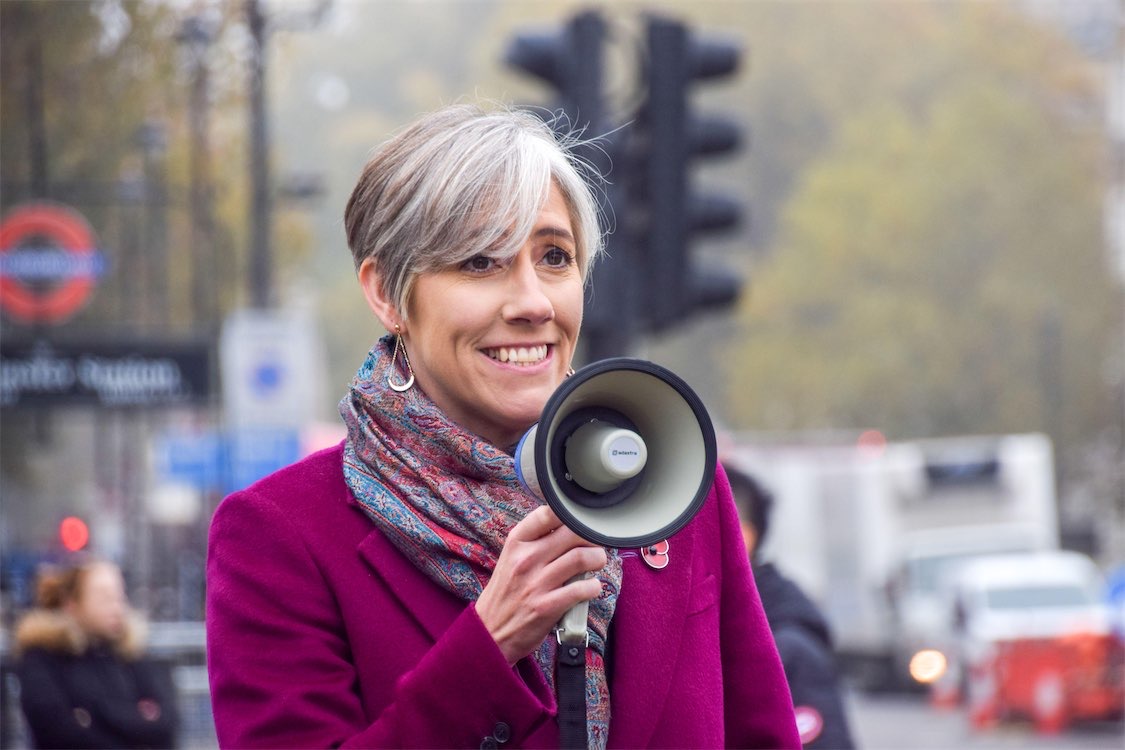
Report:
206,443,799,748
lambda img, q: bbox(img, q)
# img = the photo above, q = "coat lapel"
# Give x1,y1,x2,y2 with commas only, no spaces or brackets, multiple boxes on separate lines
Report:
355,527,466,643
608,527,696,748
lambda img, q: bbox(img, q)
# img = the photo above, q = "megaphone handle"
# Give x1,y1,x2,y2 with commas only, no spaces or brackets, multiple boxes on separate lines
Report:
556,580,589,750
557,596,590,646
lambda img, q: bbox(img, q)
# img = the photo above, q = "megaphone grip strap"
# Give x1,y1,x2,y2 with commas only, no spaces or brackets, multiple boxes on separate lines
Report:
557,643,588,749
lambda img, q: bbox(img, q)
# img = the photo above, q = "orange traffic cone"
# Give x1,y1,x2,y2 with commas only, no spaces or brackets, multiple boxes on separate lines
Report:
1030,669,1067,734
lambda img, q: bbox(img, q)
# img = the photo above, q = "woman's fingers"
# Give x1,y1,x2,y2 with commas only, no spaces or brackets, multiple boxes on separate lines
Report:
476,506,609,664
509,506,603,561
506,505,565,542
547,544,609,586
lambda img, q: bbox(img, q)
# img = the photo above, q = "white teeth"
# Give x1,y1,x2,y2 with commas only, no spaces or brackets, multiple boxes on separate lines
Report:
487,345,548,365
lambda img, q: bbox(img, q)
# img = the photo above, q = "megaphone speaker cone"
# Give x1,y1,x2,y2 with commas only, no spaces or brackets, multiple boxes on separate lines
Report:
516,358,717,549
565,420,648,493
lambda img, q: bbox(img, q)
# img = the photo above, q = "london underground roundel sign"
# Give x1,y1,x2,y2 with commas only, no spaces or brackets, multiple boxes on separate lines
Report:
0,202,106,324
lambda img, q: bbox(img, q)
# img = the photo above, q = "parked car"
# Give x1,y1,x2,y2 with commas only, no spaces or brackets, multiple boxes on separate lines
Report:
946,550,1124,732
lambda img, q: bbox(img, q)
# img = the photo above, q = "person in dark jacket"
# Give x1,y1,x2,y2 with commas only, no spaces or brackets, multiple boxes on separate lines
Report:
727,464,858,749
14,559,178,749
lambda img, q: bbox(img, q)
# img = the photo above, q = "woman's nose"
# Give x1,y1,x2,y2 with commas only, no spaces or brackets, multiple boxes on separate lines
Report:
501,259,554,324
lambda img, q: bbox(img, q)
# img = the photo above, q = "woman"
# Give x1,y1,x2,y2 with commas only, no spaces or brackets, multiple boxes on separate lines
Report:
206,103,799,749
15,559,179,749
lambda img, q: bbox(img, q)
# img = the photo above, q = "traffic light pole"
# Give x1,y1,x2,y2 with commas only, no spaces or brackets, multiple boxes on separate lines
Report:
582,137,637,363
638,15,743,334
641,18,691,333
505,11,637,362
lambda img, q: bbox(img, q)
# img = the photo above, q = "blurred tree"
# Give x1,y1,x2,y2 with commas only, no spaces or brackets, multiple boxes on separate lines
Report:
1,2,169,195
1,1,323,613
0,0,310,332
727,15,1119,481
3,1,174,329
258,0,1119,499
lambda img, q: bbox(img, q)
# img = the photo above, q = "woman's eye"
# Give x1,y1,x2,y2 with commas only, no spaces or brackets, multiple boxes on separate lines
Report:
462,255,497,273
543,247,574,268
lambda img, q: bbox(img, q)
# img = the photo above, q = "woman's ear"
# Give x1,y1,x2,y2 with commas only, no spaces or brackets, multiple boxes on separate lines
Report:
358,258,400,332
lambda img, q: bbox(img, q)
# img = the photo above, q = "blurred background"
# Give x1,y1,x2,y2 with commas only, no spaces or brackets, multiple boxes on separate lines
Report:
1,0,1123,747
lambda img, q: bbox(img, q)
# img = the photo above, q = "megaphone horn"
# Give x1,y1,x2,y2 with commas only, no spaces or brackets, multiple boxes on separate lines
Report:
516,358,717,549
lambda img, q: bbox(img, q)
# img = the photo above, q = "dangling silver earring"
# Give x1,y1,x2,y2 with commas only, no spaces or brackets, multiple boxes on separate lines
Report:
388,325,415,392
566,367,576,378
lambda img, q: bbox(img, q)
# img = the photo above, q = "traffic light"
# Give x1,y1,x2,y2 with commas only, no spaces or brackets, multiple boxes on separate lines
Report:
635,15,745,333
504,10,606,138
505,11,635,361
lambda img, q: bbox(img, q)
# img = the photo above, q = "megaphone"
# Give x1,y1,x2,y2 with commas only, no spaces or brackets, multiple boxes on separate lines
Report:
516,358,717,549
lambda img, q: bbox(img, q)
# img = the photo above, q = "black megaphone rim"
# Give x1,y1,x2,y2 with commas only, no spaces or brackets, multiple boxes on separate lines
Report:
533,357,717,549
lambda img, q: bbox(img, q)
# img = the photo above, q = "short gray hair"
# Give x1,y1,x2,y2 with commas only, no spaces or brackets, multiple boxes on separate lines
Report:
344,103,607,317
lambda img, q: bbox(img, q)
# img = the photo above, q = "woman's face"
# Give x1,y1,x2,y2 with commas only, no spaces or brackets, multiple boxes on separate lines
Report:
69,563,127,642
401,184,583,448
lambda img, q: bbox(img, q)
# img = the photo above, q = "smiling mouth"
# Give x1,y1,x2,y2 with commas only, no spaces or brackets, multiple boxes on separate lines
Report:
483,344,549,365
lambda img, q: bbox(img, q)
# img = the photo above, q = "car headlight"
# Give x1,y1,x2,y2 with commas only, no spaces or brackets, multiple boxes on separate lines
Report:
909,649,948,684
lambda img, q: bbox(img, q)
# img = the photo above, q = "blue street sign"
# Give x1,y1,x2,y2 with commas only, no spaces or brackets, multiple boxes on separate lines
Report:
158,432,224,490
157,428,302,494
223,428,301,494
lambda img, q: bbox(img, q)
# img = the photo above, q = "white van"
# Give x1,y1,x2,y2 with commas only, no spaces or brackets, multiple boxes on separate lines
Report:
945,550,1123,730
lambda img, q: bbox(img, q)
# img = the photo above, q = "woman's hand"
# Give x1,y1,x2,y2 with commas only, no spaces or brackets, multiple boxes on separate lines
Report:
476,506,608,665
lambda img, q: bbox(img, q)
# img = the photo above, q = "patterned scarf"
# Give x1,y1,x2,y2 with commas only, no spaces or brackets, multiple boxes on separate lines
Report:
340,337,622,748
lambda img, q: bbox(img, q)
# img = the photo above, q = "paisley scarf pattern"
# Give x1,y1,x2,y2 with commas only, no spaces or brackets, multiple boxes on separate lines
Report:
340,337,622,748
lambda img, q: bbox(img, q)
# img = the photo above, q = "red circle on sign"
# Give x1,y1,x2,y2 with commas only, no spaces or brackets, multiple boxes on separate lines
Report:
0,203,98,323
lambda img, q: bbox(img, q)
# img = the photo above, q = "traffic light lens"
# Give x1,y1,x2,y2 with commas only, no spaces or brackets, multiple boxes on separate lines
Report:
60,516,89,551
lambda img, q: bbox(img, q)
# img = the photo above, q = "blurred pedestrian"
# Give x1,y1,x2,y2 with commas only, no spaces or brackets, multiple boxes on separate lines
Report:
14,559,178,749
727,464,858,749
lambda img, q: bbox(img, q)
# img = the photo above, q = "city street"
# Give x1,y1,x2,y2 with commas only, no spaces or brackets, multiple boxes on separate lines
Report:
847,688,1124,750
170,680,1125,749
12,663,1125,749
3,2,1124,749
